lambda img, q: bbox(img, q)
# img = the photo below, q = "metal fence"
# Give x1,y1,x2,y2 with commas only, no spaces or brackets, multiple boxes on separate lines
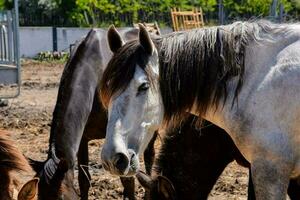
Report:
0,11,16,63
0,0,20,98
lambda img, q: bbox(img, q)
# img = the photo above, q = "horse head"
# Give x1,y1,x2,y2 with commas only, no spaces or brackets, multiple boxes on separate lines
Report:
136,171,176,200
100,24,163,176
29,156,80,200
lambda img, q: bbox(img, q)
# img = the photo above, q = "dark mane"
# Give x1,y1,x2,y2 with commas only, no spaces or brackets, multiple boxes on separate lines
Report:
158,25,247,126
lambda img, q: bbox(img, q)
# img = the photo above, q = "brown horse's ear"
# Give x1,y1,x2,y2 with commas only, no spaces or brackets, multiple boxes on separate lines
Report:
18,178,39,200
136,170,154,190
138,23,155,55
107,25,124,53
157,176,176,200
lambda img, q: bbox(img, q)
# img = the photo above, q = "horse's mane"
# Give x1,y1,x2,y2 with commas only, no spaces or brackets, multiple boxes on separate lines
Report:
158,20,289,126
100,20,288,125
0,130,31,173
158,23,247,126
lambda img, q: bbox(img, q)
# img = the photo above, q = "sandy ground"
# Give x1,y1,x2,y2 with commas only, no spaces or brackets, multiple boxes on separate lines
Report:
0,60,251,199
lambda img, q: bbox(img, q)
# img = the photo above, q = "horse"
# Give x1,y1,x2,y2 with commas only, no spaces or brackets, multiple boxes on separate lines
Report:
0,130,38,200
100,21,300,199
137,114,251,200
28,27,158,200
136,114,300,200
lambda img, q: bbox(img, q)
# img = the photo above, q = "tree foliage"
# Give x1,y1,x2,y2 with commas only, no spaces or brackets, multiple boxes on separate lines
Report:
0,0,12,10
0,0,299,26
223,0,292,19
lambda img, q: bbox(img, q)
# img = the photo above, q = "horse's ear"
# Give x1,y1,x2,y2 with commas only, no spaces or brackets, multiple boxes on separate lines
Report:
18,178,39,200
157,176,176,200
138,23,155,55
136,170,154,190
107,25,124,53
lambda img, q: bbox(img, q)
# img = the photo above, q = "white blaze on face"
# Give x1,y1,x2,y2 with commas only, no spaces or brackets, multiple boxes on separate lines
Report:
106,64,162,157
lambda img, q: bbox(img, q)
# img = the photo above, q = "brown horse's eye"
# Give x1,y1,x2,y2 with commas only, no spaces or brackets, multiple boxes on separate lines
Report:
137,82,150,94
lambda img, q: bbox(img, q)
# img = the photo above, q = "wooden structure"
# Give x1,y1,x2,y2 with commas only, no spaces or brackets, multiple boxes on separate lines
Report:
171,7,204,31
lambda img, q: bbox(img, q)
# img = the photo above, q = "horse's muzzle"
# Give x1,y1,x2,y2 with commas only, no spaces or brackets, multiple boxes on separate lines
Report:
101,148,139,176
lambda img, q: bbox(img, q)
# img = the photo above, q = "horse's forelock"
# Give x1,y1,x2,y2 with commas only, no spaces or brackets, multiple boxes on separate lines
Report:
100,40,150,109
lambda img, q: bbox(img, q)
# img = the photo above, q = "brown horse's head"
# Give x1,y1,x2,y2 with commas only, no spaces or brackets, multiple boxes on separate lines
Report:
136,171,176,200
30,158,80,200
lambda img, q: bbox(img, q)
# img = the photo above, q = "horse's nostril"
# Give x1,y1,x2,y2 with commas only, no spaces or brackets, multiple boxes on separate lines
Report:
113,153,129,173
129,151,135,163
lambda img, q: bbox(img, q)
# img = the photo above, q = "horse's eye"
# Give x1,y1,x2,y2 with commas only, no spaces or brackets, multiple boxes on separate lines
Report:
137,82,150,94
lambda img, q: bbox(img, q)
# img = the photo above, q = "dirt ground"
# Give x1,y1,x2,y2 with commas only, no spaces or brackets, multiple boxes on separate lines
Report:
0,60,251,199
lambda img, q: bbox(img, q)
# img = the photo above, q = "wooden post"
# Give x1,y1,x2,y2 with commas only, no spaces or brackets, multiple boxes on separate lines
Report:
279,3,284,22
52,27,57,52
269,0,278,19
218,0,224,25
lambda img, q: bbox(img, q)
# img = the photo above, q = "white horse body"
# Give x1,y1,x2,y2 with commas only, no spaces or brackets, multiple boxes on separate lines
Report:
101,22,300,199
201,25,300,178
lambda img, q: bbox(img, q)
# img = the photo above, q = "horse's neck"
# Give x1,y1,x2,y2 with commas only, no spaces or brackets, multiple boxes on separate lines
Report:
199,30,300,132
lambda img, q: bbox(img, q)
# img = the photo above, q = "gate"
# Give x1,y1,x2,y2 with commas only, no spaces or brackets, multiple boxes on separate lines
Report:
0,0,20,98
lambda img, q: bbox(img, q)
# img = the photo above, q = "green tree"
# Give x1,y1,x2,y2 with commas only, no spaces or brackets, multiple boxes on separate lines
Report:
223,0,292,19
0,0,13,10
192,0,217,13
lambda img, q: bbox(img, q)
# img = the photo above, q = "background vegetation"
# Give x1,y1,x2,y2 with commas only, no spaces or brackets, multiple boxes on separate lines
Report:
0,0,300,27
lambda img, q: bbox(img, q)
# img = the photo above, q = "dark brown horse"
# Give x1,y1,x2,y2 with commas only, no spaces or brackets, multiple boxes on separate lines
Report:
0,130,33,200
28,28,158,200
136,115,300,200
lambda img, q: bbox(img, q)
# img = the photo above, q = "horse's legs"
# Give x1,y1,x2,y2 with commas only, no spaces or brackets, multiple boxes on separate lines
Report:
247,168,256,200
78,139,91,200
251,159,290,200
287,179,300,200
143,131,158,175
142,131,158,200
120,177,136,200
